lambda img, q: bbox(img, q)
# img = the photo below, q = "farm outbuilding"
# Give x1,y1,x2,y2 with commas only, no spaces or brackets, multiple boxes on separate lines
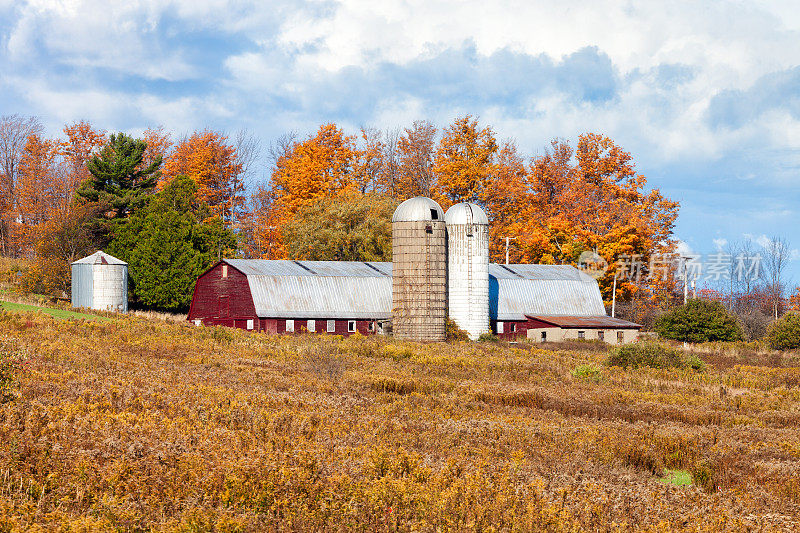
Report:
71,251,128,313
188,258,641,342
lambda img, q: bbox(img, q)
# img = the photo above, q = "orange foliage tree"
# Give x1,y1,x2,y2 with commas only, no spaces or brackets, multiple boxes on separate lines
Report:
61,121,107,196
433,115,497,207
162,130,245,226
15,135,60,251
482,140,528,264
509,134,680,304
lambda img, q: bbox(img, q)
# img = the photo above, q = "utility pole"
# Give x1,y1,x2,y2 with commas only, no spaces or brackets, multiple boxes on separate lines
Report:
504,236,517,265
611,276,617,318
683,259,688,305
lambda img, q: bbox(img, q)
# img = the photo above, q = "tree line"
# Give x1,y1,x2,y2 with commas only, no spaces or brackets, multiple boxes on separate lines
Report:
2,113,684,315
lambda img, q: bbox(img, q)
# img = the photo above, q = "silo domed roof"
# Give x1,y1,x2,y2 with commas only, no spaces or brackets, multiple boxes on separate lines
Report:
444,202,489,225
392,196,445,222
72,251,127,265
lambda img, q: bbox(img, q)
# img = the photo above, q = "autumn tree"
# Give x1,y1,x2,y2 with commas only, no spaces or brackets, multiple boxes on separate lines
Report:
141,126,173,171
354,127,386,194
61,121,106,196
433,115,497,207
283,194,396,261
21,202,105,296
0,115,43,255
79,133,161,219
15,135,60,251
514,134,679,305
162,130,245,226
482,140,528,263
395,121,437,199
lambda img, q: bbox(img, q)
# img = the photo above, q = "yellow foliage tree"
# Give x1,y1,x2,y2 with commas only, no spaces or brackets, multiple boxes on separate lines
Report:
433,115,497,207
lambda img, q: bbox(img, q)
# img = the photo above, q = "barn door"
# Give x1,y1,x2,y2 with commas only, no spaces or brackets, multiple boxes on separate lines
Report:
219,295,230,317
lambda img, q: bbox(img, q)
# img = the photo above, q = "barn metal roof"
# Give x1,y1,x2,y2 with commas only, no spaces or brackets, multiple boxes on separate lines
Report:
72,251,127,265
222,260,606,321
529,315,641,329
225,259,390,278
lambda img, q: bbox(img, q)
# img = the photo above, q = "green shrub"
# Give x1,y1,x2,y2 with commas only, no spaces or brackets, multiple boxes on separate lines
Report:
654,299,744,343
478,333,499,342
445,318,470,342
571,364,603,383
606,342,705,371
766,313,800,350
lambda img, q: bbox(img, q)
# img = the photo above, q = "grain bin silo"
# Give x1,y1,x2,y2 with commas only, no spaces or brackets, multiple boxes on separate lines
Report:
71,251,128,313
445,202,489,340
392,197,447,341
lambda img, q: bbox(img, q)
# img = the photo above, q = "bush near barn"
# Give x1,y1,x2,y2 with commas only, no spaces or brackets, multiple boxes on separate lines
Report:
655,299,744,343
0,309,799,531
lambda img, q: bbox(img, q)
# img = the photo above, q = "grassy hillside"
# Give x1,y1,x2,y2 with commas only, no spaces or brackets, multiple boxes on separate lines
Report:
0,301,109,322
0,310,799,531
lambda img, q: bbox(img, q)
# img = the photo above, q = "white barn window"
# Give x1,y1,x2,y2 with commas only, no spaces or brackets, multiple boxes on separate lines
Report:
307,320,315,332
497,322,504,334
348,320,356,332
286,319,294,332
246,319,254,330
327,320,335,332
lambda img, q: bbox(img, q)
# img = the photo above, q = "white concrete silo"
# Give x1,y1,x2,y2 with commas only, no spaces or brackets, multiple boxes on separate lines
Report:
71,251,128,313
445,203,489,339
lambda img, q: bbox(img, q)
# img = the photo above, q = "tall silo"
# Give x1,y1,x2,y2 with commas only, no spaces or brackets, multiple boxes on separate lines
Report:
445,203,490,339
392,197,447,341
71,251,128,313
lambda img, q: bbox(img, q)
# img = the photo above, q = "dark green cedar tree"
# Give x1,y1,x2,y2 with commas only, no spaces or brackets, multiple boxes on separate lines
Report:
106,174,236,311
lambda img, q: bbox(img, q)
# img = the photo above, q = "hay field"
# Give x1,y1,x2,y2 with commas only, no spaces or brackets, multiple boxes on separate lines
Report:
0,311,799,531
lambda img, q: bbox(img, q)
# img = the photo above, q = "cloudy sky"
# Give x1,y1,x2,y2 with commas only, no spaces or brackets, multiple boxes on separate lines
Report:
2,0,800,280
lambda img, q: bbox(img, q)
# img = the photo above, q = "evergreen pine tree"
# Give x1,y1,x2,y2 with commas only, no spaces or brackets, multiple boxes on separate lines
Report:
78,133,161,218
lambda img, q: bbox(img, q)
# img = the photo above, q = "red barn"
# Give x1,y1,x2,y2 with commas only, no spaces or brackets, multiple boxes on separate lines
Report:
188,259,641,342
188,259,392,335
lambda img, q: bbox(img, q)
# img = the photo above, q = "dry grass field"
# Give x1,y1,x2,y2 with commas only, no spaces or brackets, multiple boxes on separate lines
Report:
0,309,799,531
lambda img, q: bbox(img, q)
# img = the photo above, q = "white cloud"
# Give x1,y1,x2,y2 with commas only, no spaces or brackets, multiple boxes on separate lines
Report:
713,238,728,250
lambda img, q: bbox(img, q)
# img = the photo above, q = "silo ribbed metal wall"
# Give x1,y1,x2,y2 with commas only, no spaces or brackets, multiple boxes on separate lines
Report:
71,263,93,309
392,221,447,341
447,223,489,339
92,264,128,313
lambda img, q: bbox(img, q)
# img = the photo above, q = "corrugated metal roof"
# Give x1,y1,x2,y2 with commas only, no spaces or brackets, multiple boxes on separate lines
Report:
488,264,605,320
529,315,641,329
222,259,606,321
246,275,392,319
488,263,590,281
72,251,127,265
225,259,391,278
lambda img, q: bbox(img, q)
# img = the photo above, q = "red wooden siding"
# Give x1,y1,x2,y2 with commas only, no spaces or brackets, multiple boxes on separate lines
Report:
188,262,258,326
188,263,380,336
491,320,529,339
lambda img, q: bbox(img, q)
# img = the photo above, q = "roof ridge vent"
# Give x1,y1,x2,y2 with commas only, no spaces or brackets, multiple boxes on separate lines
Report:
292,261,316,274
362,262,388,276
499,264,524,278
